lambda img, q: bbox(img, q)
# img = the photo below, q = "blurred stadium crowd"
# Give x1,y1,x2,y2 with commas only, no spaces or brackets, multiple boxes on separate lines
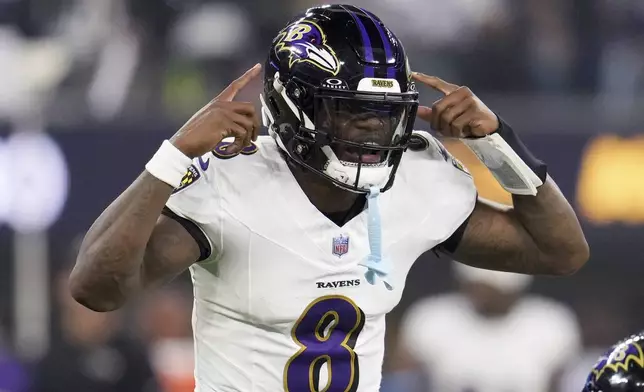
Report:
0,0,643,391
2,0,644,125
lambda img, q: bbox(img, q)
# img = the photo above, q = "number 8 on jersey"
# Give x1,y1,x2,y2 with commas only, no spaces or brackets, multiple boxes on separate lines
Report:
284,295,366,391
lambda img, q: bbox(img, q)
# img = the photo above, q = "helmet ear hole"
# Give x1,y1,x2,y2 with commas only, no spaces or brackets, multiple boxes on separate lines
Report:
285,80,307,104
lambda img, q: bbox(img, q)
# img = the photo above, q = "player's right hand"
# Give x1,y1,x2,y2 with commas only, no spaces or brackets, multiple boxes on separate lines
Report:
170,63,262,158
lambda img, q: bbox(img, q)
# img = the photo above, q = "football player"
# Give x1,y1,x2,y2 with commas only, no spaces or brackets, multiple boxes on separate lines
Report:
583,331,644,391
69,5,589,391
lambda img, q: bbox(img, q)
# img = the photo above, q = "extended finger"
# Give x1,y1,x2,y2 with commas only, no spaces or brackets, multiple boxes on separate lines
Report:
412,72,459,95
216,63,262,102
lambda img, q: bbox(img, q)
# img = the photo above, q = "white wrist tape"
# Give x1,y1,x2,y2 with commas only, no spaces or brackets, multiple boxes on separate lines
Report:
461,134,543,196
145,140,193,188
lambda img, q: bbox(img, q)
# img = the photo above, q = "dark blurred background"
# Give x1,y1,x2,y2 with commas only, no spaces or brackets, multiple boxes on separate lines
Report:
0,0,643,391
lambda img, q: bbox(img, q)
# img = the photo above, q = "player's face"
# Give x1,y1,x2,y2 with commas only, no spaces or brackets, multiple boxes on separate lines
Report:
315,97,409,164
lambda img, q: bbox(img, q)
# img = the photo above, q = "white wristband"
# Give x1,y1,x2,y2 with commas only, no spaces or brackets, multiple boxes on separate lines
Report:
145,140,193,188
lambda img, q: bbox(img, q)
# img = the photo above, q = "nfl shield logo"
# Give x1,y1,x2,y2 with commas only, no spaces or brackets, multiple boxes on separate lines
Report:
332,235,350,257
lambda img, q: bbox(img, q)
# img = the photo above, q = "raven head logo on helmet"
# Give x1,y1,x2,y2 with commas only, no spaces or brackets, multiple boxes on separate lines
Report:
583,332,644,392
261,4,419,194
274,20,341,76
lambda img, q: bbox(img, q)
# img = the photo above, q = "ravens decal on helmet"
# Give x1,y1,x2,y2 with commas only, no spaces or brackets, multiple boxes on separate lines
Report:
583,331,644,391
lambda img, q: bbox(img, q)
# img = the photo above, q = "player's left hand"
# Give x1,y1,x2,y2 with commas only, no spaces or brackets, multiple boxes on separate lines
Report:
412,72,499,138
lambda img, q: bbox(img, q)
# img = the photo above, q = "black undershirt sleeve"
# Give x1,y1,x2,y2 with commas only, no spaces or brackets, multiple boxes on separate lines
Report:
161,206,212,262
434,211,473,255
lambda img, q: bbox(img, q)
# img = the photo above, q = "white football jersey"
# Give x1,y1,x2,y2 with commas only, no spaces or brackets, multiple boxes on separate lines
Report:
400,294,582,392
165,133,476,392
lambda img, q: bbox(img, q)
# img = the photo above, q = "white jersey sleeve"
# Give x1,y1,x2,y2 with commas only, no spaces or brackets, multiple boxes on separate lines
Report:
400,131,478,248
163,156,222,263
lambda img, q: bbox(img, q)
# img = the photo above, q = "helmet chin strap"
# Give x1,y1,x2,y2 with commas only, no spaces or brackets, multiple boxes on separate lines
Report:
320,146,391,192
359,186,393,290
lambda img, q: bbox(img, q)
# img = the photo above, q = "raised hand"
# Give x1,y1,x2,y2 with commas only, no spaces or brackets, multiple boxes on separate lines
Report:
171,64,263,158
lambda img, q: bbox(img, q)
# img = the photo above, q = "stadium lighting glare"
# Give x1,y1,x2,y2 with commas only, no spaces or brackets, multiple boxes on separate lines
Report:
0,131,69,233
